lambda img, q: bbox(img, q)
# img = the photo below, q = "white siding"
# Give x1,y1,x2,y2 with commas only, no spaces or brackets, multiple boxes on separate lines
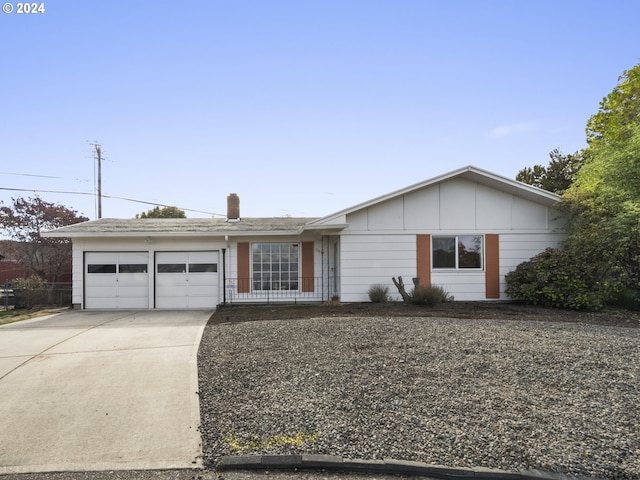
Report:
339,176,566,302
431,271,486,301
71,247,84,308
340,234,415,302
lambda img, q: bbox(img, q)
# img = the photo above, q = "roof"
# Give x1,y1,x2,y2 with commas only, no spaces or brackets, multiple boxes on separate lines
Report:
42,217,319,238
309,165,562,226
43,166,562,238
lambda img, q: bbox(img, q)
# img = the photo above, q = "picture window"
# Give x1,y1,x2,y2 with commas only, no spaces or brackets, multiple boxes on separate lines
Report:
252,243,299,291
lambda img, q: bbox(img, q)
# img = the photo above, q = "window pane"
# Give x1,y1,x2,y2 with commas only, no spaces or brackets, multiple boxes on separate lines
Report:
158,263,186,273
433,237,456,268
189,263,217,273
252,243,300,291
119,264,147,273
88,264,116,274
458,236,482,268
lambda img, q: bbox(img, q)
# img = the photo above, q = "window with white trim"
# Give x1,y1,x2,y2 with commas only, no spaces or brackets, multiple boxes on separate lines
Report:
252,243,299,291
433,236,483,269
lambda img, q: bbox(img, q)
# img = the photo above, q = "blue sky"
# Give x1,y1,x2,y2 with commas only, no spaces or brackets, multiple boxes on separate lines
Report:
1,1,639,220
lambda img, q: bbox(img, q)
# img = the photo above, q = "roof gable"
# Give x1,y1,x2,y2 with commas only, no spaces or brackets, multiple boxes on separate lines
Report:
308,165,561,226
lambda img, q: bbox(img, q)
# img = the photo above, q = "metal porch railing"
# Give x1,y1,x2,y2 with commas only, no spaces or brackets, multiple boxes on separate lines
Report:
224,277,325,304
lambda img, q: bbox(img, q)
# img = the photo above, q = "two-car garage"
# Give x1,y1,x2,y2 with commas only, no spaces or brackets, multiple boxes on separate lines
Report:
84,251,219,309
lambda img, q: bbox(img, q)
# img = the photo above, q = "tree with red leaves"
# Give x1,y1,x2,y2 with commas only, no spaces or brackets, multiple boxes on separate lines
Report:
0,196,88,283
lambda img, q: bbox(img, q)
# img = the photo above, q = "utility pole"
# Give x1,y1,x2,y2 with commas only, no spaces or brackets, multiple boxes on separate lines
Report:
91,143,103,219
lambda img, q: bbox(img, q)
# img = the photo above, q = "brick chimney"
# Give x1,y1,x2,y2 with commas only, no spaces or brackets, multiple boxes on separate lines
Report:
227,193,240,221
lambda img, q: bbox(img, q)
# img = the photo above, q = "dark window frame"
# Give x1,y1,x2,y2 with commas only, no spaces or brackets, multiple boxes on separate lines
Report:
157,263,187,273
87,264,117,274
432,235,483,270
119,264,148,274
189,263,218,273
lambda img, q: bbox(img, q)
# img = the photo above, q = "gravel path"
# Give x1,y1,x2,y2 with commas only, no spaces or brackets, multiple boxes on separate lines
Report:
197,316,640,479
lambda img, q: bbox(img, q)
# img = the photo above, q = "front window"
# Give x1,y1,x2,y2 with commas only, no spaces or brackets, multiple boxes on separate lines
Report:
433,236,483,269
252,243,299,291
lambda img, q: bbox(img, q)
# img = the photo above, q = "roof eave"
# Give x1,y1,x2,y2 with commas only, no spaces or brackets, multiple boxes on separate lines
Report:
42,229,313,238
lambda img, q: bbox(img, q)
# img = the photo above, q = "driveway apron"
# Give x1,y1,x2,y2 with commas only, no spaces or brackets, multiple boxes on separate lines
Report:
0,310,210,474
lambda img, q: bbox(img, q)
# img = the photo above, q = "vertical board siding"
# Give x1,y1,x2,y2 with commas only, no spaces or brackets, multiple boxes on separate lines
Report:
485,234,500,298
301,241,315,292
416,234,431,287
237,242,250,293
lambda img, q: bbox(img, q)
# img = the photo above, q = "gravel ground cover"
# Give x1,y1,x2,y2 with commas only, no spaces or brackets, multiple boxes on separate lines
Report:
198,306,640,479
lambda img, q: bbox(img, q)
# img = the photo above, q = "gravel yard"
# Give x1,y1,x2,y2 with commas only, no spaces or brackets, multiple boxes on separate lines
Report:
197,304,640,479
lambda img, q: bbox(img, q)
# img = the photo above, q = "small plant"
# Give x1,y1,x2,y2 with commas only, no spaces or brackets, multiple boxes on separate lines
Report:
368,284,390,303
410,284,453,305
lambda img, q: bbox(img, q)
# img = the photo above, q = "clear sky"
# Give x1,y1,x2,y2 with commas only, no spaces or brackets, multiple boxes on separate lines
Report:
1,0,639,220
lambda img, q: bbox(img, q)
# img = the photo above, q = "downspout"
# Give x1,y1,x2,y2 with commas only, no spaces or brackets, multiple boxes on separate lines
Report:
321,236,325,301
222,247,227,305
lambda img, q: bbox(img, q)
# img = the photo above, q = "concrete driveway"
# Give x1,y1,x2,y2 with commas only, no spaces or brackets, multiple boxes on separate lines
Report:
0,309,211,474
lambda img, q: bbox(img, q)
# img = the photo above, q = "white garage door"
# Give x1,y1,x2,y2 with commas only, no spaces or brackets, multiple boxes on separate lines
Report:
85,252,149,309
155,251,219,308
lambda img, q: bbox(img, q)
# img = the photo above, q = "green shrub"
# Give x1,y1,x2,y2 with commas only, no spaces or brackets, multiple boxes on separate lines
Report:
410,284,452,305
368,284,390,303
505,248,605,311
612,288,640,311
13,275,48,309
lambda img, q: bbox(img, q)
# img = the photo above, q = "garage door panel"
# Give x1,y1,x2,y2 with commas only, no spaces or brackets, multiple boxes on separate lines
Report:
155,251,218,308
187,275,218,286
157,252,188,262
118,297,150,308
121,252,148,263
119,274,149,288
86,252,117,263
120,286,148,297
156,285,188,297
89,287,118,298
86,275,117,287
85,252,149,309
188,285,215,296
88,298,121,309
156,296,187,309
188,251,217,262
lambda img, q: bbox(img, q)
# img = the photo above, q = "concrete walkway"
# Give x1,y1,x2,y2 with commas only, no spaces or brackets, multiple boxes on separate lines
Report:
0,310,211,474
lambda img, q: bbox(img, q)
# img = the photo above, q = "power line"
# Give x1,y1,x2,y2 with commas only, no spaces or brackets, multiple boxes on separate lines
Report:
0,172,63,179
0,171,91,183
0,187,225,217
